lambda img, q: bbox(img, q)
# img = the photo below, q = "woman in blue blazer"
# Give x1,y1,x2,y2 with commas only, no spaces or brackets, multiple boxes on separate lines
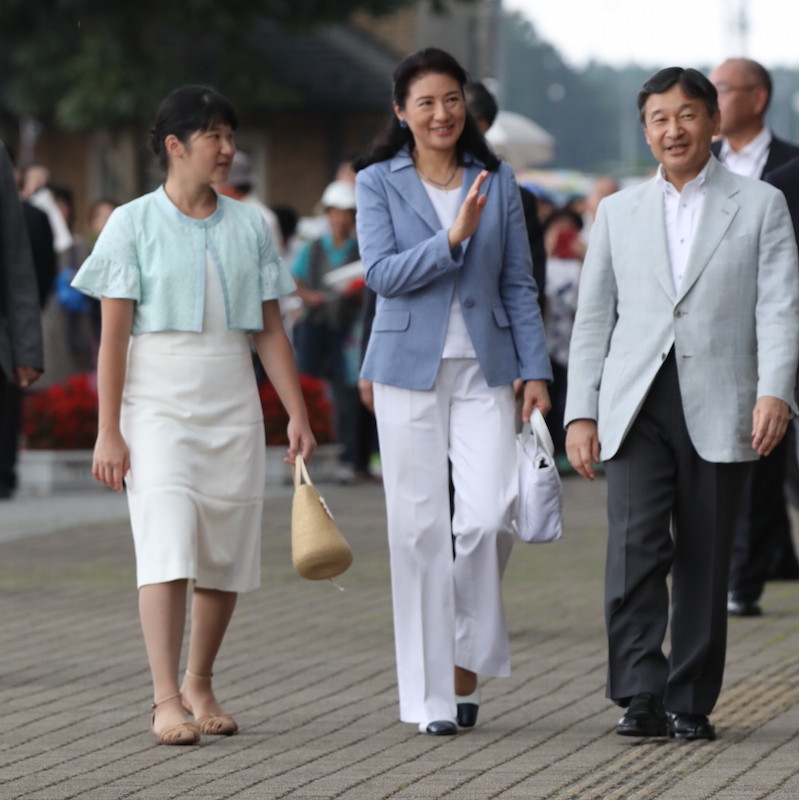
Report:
354,48,552,735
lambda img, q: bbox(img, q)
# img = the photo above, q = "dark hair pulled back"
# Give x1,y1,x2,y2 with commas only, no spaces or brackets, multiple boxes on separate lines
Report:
353,48,500,173
149,85,238,170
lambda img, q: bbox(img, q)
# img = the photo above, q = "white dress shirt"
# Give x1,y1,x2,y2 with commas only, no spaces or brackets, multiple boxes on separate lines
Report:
656,157,714,293
422,182,477,359
717,126,772,179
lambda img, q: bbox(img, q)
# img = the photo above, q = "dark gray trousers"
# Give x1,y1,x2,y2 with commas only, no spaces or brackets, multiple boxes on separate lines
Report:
603,351,748,715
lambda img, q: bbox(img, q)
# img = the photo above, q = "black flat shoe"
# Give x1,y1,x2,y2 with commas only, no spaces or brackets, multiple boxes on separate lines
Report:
616,692,667,737
456,687,480,728
419,720,458,735
727,592,762,617
667,712,716,740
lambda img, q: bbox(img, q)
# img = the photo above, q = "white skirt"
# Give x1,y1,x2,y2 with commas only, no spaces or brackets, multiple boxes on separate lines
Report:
121,255,266,592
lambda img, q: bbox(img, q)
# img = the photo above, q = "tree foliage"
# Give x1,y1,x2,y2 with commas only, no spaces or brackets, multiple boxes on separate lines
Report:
0,0,427,129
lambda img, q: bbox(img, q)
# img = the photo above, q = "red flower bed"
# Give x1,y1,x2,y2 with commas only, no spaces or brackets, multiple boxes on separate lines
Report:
22,373,98,450
259,374,335,446
22,372,335,450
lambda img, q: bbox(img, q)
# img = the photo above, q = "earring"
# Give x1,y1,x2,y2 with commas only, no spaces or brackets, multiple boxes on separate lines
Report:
399,119,408,129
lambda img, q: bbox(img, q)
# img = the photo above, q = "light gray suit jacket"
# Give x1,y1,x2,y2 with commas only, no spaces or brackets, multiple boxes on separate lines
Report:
0,141,43,382
564,156,799,464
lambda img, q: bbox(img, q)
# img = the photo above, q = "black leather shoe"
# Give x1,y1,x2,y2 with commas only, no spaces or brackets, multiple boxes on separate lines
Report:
667,712,716,740
727,592,762,617
456,686,480,728
419,720,457,735
616,692,667,737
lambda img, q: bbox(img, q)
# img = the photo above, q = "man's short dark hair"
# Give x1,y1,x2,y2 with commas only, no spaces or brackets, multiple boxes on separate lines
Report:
465,81,499,128
637,67,719,125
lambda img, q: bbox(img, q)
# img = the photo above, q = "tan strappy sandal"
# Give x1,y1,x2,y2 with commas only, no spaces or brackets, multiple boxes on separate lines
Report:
181,670,239,736
151,692,200,745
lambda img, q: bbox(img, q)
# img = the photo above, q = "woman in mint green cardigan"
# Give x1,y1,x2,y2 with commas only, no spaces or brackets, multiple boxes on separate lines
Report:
73,86,316,746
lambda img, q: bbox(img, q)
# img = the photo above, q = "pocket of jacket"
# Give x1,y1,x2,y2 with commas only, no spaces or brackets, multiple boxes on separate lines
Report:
373,310,411,332
493,306,511,328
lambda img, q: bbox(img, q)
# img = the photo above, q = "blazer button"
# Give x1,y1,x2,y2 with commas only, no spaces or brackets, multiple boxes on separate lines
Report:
463,298,475,309
674,309,683,317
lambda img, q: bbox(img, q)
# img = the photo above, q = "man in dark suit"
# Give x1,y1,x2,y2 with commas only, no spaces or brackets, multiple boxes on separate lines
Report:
708,58,799,616
0,141,44,497
766,156,799,228
0,149,54,496
710,59,799,179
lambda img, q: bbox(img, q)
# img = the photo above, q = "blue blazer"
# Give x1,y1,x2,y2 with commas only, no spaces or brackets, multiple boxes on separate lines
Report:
355,149,552,390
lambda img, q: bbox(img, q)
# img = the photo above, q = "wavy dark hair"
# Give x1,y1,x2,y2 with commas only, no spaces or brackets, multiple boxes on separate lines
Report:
353,48,500,173
149,85,238,170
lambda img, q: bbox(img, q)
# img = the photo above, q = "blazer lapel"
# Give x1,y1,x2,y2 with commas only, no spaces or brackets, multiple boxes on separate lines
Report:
384,156,441,236
639,180,676,303
676,164,739,303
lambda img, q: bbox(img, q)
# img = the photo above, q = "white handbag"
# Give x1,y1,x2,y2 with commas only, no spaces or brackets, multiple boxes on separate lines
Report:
515,407,564,543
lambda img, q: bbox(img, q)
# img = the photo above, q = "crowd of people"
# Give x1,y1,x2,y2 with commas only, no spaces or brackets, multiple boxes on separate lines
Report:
2,46,799,749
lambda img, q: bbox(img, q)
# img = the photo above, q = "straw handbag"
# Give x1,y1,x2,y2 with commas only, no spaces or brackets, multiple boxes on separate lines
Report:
291,454,353,580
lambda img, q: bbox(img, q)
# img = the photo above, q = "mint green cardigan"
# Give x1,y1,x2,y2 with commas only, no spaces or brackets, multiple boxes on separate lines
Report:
72,186,296,334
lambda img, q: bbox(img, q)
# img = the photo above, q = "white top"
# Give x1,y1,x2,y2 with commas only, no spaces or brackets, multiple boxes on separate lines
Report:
29,187,73,254
242,193,283,255
656,157,712,293
422,182,476,359
718,126,772,179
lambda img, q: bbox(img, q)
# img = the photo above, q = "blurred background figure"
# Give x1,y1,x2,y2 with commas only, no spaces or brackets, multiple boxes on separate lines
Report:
291,180,363,482
709,58,799,617
44,185,93,383
21,164,74,257
710,59,799,179
88,198,119,246
541,208,584,465
466,80,547,312
273,205,301,263
272,205,304,344
0,148,52,498
85,198,121,352
581,176,619,242
215,150,282,247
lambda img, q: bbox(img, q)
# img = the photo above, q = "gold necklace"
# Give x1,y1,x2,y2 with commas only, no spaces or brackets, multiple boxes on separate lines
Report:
416,165,458,189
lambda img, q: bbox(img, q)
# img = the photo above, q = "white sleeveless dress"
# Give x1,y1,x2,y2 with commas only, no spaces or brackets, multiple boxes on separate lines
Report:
121,252,266,592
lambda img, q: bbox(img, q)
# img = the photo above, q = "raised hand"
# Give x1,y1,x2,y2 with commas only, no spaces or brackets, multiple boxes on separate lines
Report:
447,170,489,250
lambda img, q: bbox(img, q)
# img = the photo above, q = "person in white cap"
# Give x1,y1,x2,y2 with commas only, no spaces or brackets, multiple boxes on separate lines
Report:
291,180,362,480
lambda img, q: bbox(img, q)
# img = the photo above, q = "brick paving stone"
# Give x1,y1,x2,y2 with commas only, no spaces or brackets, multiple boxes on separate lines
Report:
1,477,799,799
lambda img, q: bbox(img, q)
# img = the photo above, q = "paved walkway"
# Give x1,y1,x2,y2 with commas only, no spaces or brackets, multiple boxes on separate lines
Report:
1,477,799,799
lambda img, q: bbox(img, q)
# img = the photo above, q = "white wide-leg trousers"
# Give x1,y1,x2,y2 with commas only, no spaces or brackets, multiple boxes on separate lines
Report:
374,359,517,725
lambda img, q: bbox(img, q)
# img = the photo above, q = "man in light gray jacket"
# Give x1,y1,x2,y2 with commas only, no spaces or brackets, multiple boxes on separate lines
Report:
565,68,799,741
0,141,43,497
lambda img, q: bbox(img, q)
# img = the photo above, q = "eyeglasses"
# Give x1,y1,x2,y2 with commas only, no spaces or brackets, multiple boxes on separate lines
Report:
714,84,760,95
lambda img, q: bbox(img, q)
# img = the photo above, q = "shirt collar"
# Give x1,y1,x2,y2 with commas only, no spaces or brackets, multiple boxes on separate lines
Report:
655,154,714,196
718,126,772,162
155,185,225,229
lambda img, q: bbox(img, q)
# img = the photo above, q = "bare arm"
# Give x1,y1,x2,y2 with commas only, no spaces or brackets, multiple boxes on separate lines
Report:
252,300,317,463
293,279,327,309
94,297,134,491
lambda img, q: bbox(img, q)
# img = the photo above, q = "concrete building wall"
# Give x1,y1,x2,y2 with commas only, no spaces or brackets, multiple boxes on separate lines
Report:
352,0,500,80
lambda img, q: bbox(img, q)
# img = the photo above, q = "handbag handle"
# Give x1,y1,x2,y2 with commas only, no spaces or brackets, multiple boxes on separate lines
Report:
521,408,555,458
294,453,313,488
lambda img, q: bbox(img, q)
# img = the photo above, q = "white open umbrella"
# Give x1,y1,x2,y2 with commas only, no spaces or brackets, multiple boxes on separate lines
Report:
486,111,556,169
